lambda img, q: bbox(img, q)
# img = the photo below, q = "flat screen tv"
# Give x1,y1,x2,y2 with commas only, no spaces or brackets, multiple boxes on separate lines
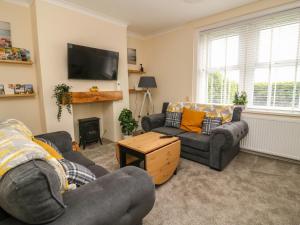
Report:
68,43,119,80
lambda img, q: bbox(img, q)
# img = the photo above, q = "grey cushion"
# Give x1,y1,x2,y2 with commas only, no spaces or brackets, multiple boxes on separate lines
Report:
63,151,95,167
88,165,109,178
164,112,182,128
202,117,222,135
152,127,186,136
0,160,65,224
178,132,210,151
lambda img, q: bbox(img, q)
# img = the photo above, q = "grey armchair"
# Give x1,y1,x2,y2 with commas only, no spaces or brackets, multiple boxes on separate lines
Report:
0,131,155,225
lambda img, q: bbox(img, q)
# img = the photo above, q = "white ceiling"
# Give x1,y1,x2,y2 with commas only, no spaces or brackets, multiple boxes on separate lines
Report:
8,0,259,36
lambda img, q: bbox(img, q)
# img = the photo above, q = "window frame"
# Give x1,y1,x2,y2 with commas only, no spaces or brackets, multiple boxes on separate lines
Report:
196,7,300,114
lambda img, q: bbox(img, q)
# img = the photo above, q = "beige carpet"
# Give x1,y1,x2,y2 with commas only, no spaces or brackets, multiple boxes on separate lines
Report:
82,143,300,225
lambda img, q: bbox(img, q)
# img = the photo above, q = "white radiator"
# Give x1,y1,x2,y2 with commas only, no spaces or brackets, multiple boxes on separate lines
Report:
240,114,300,160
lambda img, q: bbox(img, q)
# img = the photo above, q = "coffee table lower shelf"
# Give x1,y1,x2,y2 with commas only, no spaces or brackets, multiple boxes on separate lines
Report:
116,140,181,185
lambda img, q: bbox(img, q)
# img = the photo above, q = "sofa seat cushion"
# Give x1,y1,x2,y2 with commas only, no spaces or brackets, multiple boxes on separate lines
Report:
152,127,186,136
178,132,210,151
63,151,95,167
181,145,210,158
88,165,109,178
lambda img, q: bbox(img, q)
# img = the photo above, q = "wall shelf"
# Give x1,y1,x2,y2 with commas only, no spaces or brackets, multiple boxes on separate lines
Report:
0,59,33,65
0,93,36,98
128,69,146,75
69,91,123,104
129,89,146,93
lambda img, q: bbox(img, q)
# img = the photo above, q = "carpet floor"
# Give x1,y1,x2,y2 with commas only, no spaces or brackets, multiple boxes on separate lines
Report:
82,143,300,225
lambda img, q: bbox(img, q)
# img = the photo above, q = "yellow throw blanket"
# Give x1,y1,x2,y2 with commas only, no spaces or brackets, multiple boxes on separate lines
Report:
0,119,69,192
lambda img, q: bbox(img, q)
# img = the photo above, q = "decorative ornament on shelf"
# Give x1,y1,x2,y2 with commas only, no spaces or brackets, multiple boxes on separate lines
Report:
89,86,99,92
140,64,144,73
53,83,72,121
233,91,248,110
118,108,138,139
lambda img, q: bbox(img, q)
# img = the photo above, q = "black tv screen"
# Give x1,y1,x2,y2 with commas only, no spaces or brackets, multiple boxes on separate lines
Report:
68,43,119,80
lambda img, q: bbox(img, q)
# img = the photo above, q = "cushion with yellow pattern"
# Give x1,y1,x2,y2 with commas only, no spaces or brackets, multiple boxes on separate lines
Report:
167,102,233,124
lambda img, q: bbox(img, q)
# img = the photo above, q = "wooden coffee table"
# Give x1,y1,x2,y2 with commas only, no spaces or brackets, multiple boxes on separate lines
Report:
116,132,181,185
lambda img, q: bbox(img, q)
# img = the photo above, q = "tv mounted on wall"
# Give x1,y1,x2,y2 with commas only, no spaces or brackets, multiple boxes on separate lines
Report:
68,43,119,80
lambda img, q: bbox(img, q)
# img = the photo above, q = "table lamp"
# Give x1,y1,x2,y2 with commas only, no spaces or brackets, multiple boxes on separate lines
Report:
138,76,157,119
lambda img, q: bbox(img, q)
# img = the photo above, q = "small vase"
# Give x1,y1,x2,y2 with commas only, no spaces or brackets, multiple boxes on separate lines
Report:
123,134,132,139
234,105,246,111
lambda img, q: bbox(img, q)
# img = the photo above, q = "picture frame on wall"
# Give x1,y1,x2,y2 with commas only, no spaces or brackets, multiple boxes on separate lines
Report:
127,48,137,65
0,21,12,48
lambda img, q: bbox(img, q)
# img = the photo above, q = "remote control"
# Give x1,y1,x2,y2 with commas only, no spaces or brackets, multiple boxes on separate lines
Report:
160,135,174,139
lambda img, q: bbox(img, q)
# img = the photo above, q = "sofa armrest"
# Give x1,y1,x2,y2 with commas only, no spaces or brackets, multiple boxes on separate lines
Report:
211,120,249,148
141,113,165,132
35,131,73,153
52,166,155,225
209,121,248,170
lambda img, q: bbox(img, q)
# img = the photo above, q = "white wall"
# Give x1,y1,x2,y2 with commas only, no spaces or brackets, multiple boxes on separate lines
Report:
0,1,44,134
32,0,129,141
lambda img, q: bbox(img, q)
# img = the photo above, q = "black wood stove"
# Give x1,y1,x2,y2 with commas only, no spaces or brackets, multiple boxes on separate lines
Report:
78,117,103,149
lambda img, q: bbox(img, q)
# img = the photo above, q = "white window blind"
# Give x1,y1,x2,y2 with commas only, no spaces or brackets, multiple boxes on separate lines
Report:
197,8,300,112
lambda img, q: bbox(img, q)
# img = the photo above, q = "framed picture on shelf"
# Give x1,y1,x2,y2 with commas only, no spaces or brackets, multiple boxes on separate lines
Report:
23,84,34,94
0,21,12,48
127,48,136,65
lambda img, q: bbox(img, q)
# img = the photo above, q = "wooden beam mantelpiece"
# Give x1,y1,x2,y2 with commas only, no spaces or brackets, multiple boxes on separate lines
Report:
69,91,123,104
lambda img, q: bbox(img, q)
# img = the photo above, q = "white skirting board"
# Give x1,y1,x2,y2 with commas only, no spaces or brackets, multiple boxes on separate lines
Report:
240,114,300,161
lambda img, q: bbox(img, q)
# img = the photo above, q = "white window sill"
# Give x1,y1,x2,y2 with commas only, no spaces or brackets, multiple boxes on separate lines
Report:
243,108,300,118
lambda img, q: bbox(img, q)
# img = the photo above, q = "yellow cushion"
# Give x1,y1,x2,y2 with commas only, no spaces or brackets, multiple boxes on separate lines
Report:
32,138,63,160
180,107,206,133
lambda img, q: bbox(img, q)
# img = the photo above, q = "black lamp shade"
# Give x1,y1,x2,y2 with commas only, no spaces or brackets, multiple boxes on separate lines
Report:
138,76,157,88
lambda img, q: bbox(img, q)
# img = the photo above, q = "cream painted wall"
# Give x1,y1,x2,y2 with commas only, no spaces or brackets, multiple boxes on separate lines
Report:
0,1,44,135
138,0,298,113
127,36,150,119
32,0,129,141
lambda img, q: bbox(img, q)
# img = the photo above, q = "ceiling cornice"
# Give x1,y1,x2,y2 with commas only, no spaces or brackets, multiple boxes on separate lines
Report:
42,0,128,28
3,0,32,7
4,0,128,28
127,31,147,40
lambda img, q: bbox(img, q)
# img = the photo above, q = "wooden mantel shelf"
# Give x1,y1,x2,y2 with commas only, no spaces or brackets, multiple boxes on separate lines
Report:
70,91,123,104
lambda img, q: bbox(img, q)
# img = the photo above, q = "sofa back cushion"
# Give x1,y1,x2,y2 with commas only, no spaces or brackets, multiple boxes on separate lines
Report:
166,102,234,124
164,112,182,128
0,160,66,224
202,117,222,135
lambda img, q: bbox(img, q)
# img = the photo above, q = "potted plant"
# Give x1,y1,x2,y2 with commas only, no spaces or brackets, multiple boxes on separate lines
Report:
53,83,72,121
233,91,248,110
118,108,138,139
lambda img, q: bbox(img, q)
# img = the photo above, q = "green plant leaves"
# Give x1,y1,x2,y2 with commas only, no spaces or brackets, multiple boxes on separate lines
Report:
233,91,248,105
118,108,138,135
53,83,72,121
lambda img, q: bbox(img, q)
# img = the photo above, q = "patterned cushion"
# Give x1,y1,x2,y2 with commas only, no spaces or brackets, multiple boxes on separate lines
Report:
165,112,182,128
202,117,222,135
167,102,234,124
59,159,96,186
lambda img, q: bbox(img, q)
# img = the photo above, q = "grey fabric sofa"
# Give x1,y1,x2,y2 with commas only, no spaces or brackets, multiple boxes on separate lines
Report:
142,103,249,171
0,131,155,225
